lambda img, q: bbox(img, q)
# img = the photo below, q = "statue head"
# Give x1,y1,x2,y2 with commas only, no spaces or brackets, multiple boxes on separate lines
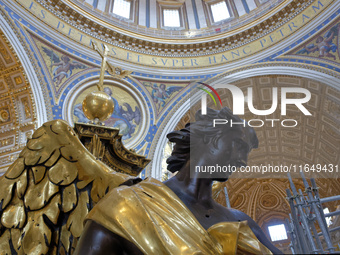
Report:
166,107,258,181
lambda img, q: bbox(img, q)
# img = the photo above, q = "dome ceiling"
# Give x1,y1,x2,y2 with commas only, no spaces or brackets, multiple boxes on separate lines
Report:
12,0,337,72
71,0,285,39
42,0,307,55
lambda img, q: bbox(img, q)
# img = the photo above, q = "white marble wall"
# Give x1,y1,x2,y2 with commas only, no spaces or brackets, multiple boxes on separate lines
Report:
149,0,158,28
185,0,197,29
195,0,207,28
234,0,246,16
139,0,147,26
246,0,257,11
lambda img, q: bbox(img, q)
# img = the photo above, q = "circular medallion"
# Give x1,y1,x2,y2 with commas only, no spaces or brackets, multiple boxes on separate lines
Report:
63,77,149,148
260,193,280,209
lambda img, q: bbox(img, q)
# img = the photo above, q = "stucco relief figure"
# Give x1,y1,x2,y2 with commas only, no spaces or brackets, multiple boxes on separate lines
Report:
75,107,283,255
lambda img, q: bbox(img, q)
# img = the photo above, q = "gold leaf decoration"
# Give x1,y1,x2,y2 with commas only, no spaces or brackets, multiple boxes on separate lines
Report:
48,157,78,186
44,149,61,167
21,211,52,254
0,229,11,253
0,177,14,210
66,191,89,238
76,179,92,190
10,228,22,253
19,147,28,157
42,194,61,225
21,195,61,254
0,119,139,255
60,224,71,254
91,177,107,203
60,146,81,162
27,138,44,151
32,126,46,139
24,149,42,166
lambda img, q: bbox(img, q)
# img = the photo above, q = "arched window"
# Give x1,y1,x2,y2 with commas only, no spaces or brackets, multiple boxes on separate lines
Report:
210,1,230,22
112,0,132,19
204,0,232,25
163,9,181,27
268,224,288,242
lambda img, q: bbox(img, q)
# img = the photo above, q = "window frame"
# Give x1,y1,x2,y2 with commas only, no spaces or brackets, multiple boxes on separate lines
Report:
268,224,288,242
158,2,187,30
110,0,135,21
204,0,233,26
162,8,181,28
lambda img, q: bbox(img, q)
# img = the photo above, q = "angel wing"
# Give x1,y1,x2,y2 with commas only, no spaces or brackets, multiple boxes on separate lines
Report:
69,61,87,76
296,44,317,54
0,120,136,255
166,86,182,96
120,103,141,125
324,24,338,39
106,65,132,79
42,47,60,63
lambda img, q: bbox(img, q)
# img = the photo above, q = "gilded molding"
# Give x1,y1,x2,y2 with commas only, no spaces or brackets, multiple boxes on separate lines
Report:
74,122,151,176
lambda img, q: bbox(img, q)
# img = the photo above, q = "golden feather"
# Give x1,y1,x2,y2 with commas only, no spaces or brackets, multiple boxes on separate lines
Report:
0,120,136,254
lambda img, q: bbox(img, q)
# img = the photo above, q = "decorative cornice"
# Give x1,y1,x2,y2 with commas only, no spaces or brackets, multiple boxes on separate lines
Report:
31,0,315,56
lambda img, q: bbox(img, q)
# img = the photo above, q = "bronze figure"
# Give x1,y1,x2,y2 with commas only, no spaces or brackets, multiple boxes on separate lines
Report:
75,107,283,254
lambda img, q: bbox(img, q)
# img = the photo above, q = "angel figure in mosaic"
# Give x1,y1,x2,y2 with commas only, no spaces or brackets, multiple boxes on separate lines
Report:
298,23,340,60
146,83,182,111
42,47,87,85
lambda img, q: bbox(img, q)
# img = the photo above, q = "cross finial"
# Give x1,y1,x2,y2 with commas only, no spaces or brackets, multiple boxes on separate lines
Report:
92,42,132,90
92,42,109,91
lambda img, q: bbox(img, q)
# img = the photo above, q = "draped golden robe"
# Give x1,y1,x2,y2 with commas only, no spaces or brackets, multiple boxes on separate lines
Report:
86,178,272,255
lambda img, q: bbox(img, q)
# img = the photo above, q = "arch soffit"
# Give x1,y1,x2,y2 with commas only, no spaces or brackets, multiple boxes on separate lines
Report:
0,12,48,126
148,65,340,178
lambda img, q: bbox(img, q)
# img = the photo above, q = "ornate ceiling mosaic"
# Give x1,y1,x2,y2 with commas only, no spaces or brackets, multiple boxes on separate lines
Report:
7,0,338,69
0,29,37,173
